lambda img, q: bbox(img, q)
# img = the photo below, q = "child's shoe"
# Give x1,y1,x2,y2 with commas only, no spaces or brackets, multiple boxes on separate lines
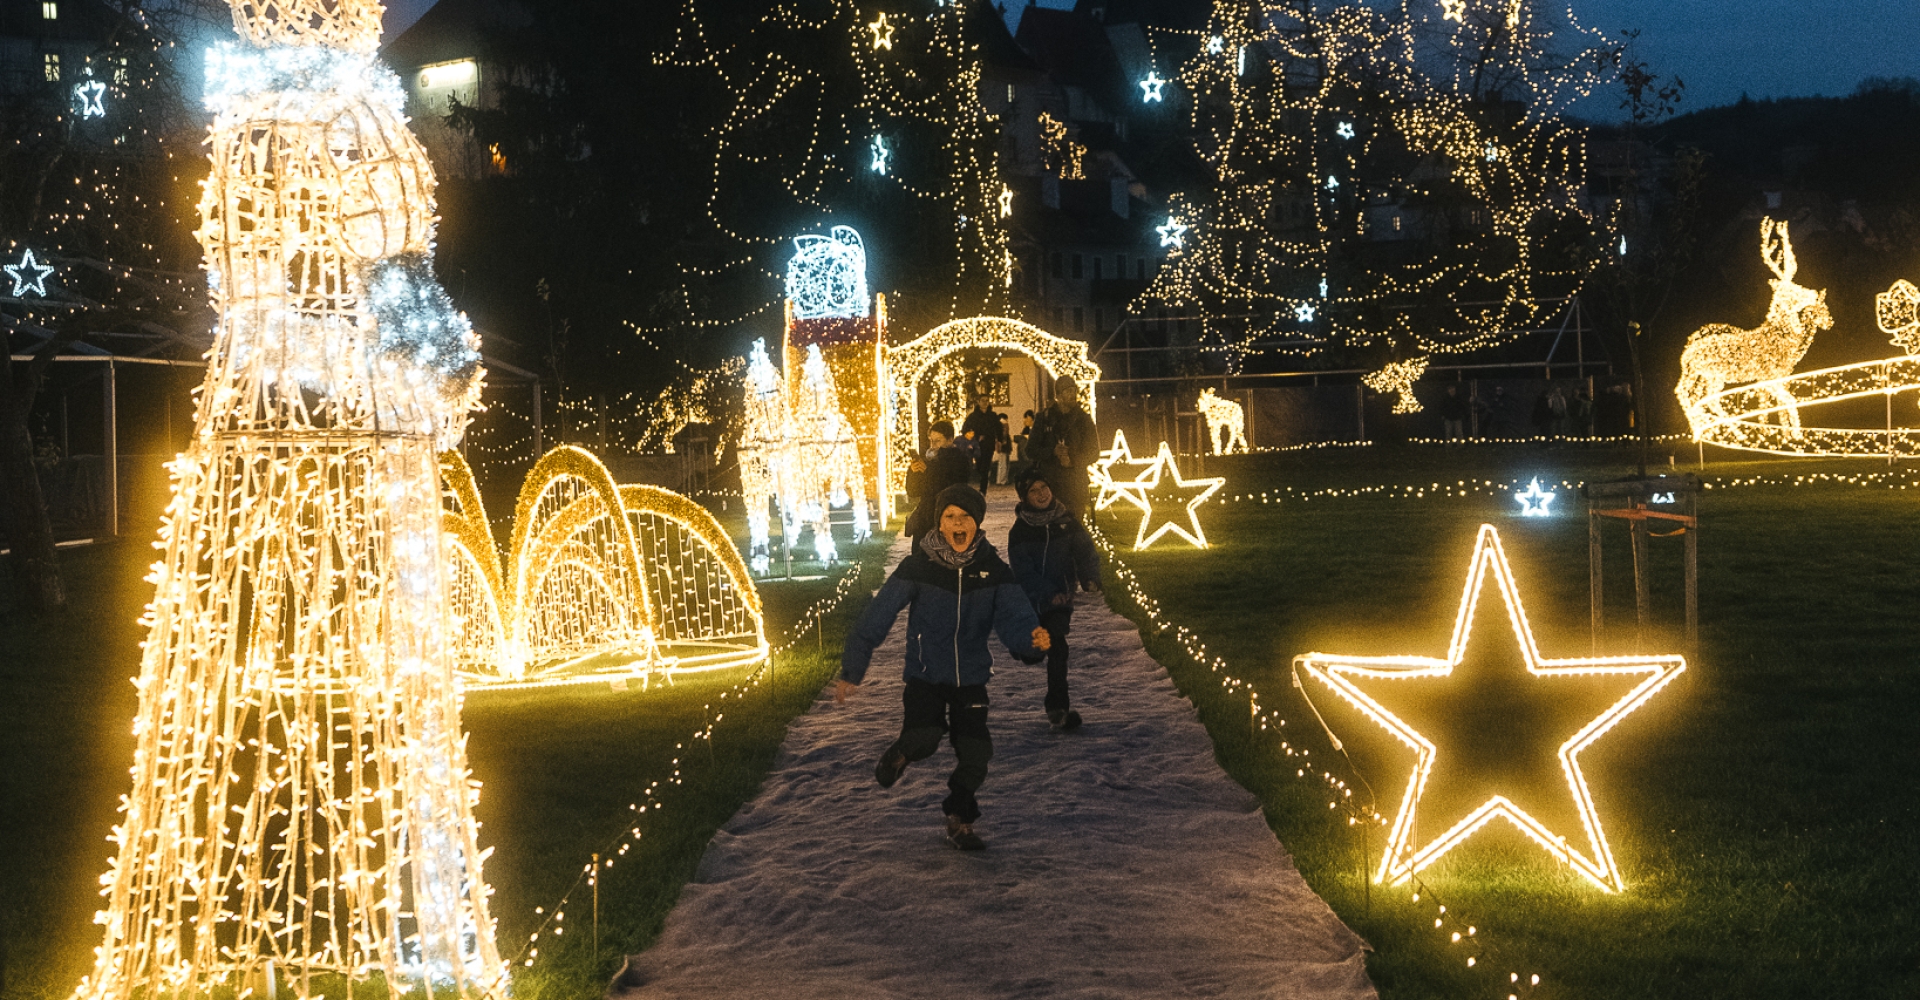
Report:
945,816,986,851
874,746,908,788
1048,709,1083,732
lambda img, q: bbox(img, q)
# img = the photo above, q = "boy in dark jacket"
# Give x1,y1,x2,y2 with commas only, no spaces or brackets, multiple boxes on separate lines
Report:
902,420,972,538
838,484,1050,850
1006,470,1102,731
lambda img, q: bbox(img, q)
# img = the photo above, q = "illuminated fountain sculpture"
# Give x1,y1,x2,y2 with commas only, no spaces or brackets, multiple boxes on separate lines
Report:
442,447,769,690
74,2,503,997
739,338,872,573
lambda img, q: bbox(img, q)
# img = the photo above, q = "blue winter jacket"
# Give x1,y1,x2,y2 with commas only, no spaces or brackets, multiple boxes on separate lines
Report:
840,537,1044,688
1006,508,1102,613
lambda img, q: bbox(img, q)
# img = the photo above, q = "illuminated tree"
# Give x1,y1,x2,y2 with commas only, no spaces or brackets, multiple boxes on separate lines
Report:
1144,0,1614,372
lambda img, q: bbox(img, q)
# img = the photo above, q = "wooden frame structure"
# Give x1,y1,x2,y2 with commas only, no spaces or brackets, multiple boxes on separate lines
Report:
1585,475,1699,649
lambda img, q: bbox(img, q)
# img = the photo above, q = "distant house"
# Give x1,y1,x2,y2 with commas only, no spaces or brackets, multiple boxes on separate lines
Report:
0,0,116,100
381,0,532,178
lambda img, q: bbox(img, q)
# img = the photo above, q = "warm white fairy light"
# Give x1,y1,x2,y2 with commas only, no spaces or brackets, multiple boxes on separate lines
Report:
1363,357,1429,414
1196,388,1248,455
73,2,503,997
4,247,54,298
1875,278,1920,354
1512,477,1555,517
1158,216,1188,249
1294,524,1685,893
739,339,872,572
1123,443,1224,550
1090,429,1157,513
1140,70,1167,102
998,184,1013,217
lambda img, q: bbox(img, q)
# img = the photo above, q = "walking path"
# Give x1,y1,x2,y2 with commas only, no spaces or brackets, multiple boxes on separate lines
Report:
612,494,1375,999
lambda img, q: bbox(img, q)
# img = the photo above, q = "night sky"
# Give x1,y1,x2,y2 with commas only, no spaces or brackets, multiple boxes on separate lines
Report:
381,0,1919,116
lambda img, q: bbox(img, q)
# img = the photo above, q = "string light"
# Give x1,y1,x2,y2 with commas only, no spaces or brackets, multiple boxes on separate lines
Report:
1038,110,1087,180
1512,477,1555,517
73,1,504,996
1195,388,1249,455
1875,278,1920,353
1363,357,1430,414
1294,524,1685,893
1123,443,1224,550
4,248,54,298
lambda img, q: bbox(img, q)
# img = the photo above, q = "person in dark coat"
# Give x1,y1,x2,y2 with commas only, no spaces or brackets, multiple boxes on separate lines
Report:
1006,470,1102,730
1026,375,1099,515
902,420,971,538
961,395,1002,493
838,484,1050,850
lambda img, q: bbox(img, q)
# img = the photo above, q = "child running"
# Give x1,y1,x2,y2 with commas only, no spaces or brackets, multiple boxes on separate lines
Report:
1006,470,1102,731
837,484,1050,850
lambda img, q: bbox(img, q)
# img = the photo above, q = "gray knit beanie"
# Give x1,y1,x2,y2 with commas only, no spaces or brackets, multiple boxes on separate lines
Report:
934,483,986,526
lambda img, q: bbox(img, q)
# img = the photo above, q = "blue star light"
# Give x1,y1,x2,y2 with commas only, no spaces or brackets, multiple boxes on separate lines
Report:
1515,477,1556,517
869,135,890,175
1294,302,1316,323
1139,71,1167,103
1336,121,1355,139
74,79,107,118
1157,216,1188,249
1324,174,1340,192
5,248,55,298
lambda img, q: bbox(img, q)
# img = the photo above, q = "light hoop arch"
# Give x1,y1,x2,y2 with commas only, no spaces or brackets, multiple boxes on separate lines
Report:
886,316,1100,498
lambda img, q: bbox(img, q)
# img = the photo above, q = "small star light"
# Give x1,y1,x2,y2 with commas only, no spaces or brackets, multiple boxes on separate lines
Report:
998,184,1013,217
1207,34,1225,54
1440,0,1467,23
1294,524,1686,892
1129,443,1223,550
74,78,107,118
1514,477,1556,517
1618,235,1628,257
869,135,890,174
1157,216,1188,249
868,11,894,50
5,248,54,298
1139,71,1167,103
1092,429,1160,513
1294,302,1316,323
1324,174,1340,192
1336,121,1355,140
1485,141,1500,163
1319,276,1329,298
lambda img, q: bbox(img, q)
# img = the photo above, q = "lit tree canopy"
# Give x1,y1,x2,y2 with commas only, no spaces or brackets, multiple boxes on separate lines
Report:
1145,0,1616,368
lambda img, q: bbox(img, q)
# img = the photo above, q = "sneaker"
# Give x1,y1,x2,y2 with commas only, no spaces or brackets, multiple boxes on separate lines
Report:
874,747,908,788
945,816,986,851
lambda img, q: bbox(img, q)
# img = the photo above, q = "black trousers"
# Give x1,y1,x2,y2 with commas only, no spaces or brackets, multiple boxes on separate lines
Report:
975,450,995,492
890,678,993,822
1040,608,1073,714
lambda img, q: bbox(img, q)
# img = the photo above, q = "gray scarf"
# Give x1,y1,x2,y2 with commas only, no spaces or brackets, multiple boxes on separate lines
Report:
1017,500,1072,527
922,528,982,570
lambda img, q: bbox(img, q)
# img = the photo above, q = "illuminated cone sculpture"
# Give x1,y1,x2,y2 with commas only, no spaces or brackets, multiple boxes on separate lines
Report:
74,2,503,997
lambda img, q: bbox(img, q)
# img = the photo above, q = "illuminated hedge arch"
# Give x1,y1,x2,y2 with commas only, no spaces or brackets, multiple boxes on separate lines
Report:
444,447,767,690
886,316,1101,499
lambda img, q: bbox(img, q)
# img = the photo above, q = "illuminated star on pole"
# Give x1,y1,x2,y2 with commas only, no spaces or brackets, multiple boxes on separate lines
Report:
1157,216,1187,249
1294,302,1316,323
1139,71,1167,103
868,11,894,50
1294,524,1685,892
869,135,890,174
998,184,1013,218
5,248,55,298
74,79,107,118
1129,443,1223,549
1514,477,1555,517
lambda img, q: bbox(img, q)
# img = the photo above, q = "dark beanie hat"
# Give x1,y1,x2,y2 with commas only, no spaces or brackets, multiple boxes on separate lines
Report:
1015,468,1051,496
934,483,986,525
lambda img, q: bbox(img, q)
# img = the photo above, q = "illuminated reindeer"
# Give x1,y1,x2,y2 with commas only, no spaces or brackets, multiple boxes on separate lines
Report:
1676,218,1831,435
1195,387,1248,454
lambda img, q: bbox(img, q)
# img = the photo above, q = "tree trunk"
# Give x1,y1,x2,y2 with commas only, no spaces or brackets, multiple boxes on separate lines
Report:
0,346,66,612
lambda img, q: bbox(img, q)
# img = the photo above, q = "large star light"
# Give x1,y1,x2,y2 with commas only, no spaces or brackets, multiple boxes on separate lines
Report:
1440,0,1467,23
1091,429,1159,513
1294,302,1317,323
5,248,54,298
868,11,894,50
1157,216,1187,249
998,184,1014,218
1514,477,1555,517
869,134,890,174
1128,443,1223,549
74,78,107,118
1295,524,1685,892
1139,71,1167,103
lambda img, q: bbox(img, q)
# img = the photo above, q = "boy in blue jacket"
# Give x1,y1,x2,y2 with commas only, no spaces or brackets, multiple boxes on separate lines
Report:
837,484,1049,850
1006,470,1102,731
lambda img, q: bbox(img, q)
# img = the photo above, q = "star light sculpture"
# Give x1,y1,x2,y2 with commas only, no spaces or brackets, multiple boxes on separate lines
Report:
1294,524,1684,892
1294,302,1316,323
1128,443,1223,550
1139,71,1167,103
1440,0,1467,23
1207,34,1225,54
74,78,107,118
1157,216,1188,249
5,248,54,298
869,134,891,174
1091,429,1159,513
1514,477,1556,517
1336,120,1355,139
998,184,1014,217
868,10,894,50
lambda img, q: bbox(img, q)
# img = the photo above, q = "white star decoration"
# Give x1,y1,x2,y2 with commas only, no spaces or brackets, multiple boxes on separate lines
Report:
5,248,55,298
1514,477,1555,517
1157,216,1187,249
1139,71,1167,103
1440,0,1467,23
1091,430,1159,513
998,185,1013,218
1127,444,1223,549
1207,35,1224,54
74,79,107,118
1294,302,1316,323
1336,121,1355,139
1294,524,1685,892
869,135,890,174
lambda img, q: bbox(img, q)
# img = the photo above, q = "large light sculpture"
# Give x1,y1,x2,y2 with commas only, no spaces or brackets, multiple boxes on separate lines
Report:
1363,357,1429,414
73,2,503,997
1195,387,1249,454
1294,524,1684,893
1091,429,1158,512
782,225,888,524
739,339,871,573
1124,443,1223,550
441,448,767,690
1677,219,1830,438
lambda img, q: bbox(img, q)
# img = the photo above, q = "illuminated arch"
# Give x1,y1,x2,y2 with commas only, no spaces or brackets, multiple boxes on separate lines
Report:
885,316,1101,499
442,448,769,691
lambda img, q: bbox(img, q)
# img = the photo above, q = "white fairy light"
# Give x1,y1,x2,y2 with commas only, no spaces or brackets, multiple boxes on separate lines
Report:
1294,302,1316,323
1336,121,1355,139
869,134,891,174
785,225,871,320
1207,34,1225,54
1324,174,1340,191
4,248,54,298
738,340,871,572
1196,388,1249,455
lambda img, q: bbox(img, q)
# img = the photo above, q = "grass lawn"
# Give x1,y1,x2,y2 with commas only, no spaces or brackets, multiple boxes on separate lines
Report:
0,481,891,1000
1095,441,1919,999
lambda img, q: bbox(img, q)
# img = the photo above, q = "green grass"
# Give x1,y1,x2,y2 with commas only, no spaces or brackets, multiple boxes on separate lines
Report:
1094,442,1920,999
0,494,891,1000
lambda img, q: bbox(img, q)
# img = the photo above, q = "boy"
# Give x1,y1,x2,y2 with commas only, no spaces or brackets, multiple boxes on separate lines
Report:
1006,471,1102,731
837,484,1049,850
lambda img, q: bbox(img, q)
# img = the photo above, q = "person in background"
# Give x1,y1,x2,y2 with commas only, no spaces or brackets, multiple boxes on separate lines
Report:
994,413,1012,485
1014,410,1035,475
1440,384,1469,445
962,394,1002,493
903,421,970,538
837,484,1050,851
1006,470,1102,731
1026,377,1099,516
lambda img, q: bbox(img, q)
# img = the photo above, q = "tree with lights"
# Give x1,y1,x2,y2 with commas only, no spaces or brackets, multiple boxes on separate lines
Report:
1144,0,1615,378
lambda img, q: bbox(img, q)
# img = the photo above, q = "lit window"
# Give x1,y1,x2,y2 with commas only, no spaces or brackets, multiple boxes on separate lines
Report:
44,53,61,81
114,57,128,84
1006,83,1015,104
42,2,59,19
1393,214,1402,231
418,59,478,91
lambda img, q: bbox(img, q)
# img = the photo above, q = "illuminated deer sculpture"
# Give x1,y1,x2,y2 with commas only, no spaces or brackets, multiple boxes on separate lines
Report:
1195,388,1248,454
1676,218,1831,436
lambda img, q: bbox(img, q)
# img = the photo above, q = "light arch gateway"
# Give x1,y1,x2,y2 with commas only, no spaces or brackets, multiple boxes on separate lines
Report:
886,316,1101,499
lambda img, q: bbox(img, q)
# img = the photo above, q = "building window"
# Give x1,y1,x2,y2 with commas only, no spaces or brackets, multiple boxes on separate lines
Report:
1392,214,1402,231
113,56,129,84
1006,83,1015,104
1051,306,1064,329
1073,307,1084,332
1137,258,1148,280
1071,254,1083,279
1094,307,1105,332
1092,256,1103,280
1116,254,1127,277
418,59,478,91
1049,252,1063,279
42,2,59,18
44,53,61,82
